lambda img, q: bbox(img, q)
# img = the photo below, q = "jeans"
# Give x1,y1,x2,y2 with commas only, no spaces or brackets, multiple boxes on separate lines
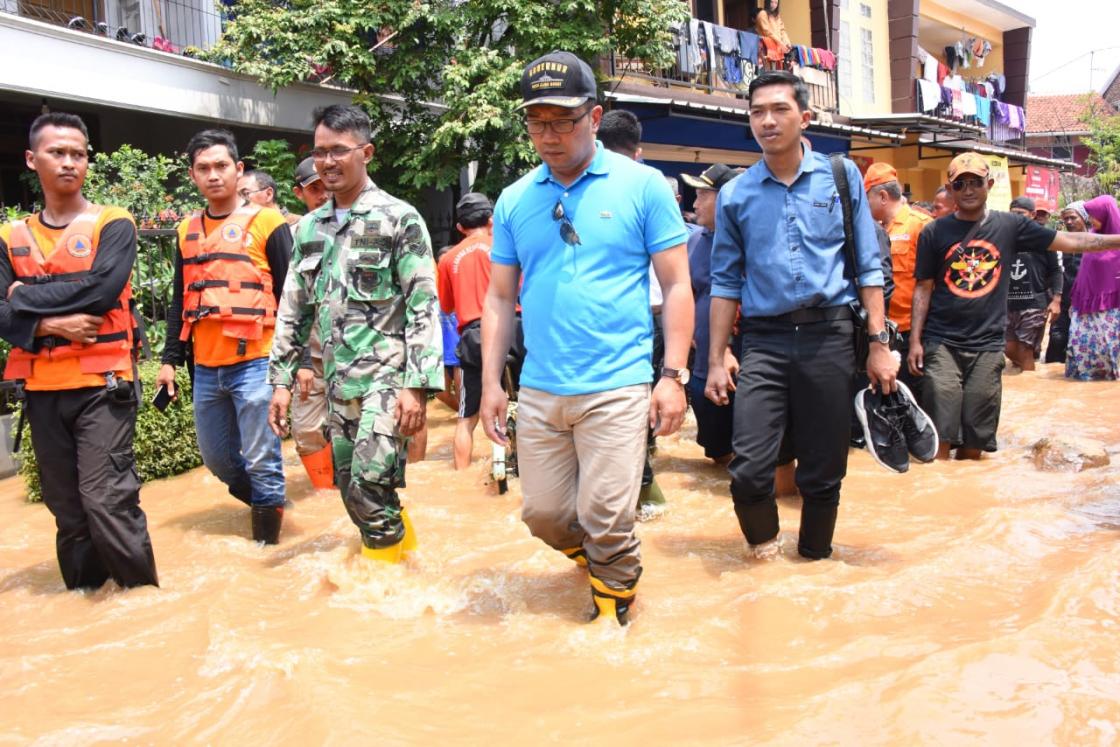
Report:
193,357,285,507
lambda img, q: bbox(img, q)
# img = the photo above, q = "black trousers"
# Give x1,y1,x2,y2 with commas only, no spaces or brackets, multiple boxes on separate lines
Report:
728,316,856,559
26,385,158,590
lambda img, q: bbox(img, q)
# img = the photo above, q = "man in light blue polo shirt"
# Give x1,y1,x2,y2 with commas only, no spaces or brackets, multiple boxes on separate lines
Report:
479,51,693,626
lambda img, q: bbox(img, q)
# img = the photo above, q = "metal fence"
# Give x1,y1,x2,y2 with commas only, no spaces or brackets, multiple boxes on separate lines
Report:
3,0,224,52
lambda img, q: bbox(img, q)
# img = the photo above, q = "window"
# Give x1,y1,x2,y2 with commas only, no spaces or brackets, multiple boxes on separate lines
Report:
860,27,875,103
840,0,849,8
859,3,872,18
839,21,852,101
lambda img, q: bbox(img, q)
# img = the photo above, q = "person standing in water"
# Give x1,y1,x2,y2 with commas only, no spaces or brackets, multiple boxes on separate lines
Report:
0,113,157,589
268,104,443,563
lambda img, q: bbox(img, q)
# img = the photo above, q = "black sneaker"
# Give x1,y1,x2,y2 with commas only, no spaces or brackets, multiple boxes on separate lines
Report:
854,387,910,473
895,380,939,462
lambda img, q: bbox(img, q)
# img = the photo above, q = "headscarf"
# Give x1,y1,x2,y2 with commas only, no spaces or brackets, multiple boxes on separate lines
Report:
1069,195,1120,313
1061,200,1090,228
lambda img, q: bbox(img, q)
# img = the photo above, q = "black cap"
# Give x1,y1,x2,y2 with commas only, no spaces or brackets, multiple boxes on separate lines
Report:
293,157,320,187
681,163,741,191
1010,196,1036,213
456,192,492,221
516,51,598,110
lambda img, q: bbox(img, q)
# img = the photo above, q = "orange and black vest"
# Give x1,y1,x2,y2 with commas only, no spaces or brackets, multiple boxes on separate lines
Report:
3,205,134,381
179,205,277,346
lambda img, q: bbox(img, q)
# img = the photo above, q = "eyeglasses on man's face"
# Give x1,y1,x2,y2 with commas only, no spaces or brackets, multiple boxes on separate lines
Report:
526,107,592,136
310,144,367,162
238,187,268,199
950,177,986,192
552,200,581,246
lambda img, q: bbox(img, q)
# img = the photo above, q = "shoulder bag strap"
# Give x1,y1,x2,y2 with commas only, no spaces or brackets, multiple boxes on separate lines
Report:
829,152,859,288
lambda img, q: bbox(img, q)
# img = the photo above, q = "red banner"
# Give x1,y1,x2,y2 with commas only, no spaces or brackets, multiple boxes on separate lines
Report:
1023,166,1060,212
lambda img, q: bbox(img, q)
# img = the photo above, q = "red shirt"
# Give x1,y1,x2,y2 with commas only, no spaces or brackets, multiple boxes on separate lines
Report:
437,232,492,331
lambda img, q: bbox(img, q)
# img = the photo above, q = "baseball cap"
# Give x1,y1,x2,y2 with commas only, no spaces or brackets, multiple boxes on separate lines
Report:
455,192,493,221
293,157,320,187
863,162,898,192
947,152,990,180
681,163,740,191
516,51,598,110
1009,196,1036,213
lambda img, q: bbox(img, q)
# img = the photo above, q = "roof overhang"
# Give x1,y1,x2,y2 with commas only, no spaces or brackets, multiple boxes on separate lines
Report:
923,0,1035,31
605,91,904,144
912,137,1077,171
849,113,987,139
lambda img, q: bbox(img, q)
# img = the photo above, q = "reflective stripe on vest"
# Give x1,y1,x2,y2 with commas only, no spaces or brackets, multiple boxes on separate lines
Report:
3,205,135,382
178,205,277,347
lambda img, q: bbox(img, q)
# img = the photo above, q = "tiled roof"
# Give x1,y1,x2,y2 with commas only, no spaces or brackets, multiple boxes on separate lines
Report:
1026,92,1117,134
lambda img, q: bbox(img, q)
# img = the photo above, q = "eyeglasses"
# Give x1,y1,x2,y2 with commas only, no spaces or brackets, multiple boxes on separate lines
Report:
552,200,581,246
238,187,268,199
950,177,986,192
310,144,366,161
526,108,592,135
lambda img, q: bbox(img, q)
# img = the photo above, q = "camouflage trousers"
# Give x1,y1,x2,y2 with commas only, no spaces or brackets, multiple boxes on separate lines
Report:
291,355,330,456
328,387,408,548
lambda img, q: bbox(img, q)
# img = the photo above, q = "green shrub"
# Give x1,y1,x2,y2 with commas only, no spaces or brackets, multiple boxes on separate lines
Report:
18,360,202,502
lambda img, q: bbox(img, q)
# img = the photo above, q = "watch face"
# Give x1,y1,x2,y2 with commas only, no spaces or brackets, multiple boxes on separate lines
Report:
679,368,691,386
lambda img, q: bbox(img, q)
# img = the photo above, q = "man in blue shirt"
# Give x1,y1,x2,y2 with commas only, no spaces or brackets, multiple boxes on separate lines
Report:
706,70,898,561
480,52,693,626
682,163,742,465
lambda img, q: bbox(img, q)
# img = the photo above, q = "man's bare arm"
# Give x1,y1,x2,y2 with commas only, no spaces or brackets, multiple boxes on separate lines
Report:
1049,231,1120,254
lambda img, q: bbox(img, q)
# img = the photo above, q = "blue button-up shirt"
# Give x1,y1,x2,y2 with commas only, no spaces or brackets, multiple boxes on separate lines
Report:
710,150,883,316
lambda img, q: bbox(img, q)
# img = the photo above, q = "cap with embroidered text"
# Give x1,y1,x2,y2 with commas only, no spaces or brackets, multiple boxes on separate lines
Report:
516,51,598,111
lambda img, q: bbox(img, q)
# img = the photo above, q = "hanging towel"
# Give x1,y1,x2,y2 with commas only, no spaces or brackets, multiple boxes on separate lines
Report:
819,50,836,70
960,90,977,117
994,101,1010,125
918,79,941,112
974,95,991,125
951,89,964,118
714,25,739,55
941,86,953,107
737,30,759,65
923,53,938,82
687,19,703,73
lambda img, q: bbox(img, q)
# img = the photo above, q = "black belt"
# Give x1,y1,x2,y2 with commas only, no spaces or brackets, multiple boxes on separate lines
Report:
746,305,850,325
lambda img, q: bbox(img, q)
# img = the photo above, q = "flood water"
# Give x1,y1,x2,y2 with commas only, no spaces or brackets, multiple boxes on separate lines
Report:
1,365,1118,744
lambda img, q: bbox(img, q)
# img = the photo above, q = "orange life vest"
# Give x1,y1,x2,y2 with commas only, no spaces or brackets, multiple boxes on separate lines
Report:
3,205,134,381
178,205,276,347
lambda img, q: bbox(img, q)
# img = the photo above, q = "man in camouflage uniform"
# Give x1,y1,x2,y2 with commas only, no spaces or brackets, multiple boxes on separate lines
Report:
268,105,442,563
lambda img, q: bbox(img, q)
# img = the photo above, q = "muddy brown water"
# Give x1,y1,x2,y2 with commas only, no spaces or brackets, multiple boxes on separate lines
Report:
1,365,1118,744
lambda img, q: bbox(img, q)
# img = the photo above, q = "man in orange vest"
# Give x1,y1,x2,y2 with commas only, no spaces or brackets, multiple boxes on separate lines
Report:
156,129,292,544
0,112,158,589
865,162,932,393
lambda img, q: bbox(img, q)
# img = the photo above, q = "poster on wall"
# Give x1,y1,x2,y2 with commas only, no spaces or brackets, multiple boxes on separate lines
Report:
1023,166,1060,212
984,155,1011,211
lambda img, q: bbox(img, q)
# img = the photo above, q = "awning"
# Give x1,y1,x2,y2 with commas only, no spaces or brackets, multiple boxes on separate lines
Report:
849,113,987,140
605,90,904,144
912,137,1078,171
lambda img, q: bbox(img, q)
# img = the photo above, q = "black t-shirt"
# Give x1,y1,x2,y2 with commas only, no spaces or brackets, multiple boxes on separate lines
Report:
1007,246,1061,311
915,211,1056,351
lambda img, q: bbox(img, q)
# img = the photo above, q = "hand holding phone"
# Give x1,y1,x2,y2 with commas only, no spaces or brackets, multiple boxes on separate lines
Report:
152,383,172,412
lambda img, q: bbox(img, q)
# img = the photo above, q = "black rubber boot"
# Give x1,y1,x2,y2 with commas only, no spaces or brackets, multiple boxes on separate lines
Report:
732,498,780,546
797,501,838,560
251,505,284,545
229,480,253,506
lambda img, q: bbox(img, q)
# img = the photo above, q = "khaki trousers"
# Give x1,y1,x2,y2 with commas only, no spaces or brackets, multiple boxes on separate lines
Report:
291,355,330,455
517,383,649,589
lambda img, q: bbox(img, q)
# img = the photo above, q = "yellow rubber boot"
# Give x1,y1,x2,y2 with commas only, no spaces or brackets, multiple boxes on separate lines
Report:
400,508,418,555
562,546,588,567
360,541,403,564
589,575,637,626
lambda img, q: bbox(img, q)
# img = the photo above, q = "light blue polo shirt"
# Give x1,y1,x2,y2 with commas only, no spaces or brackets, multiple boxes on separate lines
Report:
492,143,687,396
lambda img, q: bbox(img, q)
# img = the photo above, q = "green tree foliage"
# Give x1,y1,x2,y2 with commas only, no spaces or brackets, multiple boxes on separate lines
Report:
209,0,688,198
245,138,305,213
1081,101,1120,195
18,361,201,502
84,144,198,225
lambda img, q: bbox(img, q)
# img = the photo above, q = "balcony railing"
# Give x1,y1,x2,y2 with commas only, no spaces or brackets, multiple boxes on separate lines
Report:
2,0,224,52
916,80,1027,147
608,19,839,117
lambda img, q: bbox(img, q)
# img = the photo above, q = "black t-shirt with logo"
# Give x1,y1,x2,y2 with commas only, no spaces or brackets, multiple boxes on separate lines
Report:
915,211,1056,351
1007,246,1061,311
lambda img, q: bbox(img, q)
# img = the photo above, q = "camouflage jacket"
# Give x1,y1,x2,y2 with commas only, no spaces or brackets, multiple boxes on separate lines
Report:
268,179,443,400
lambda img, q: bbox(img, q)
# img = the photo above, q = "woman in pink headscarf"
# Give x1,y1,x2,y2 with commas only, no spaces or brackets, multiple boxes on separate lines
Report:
1066,195,1120,380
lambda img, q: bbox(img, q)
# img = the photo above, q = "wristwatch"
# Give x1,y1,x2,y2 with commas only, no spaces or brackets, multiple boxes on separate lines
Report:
661,366,690,386
869,329,891,345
